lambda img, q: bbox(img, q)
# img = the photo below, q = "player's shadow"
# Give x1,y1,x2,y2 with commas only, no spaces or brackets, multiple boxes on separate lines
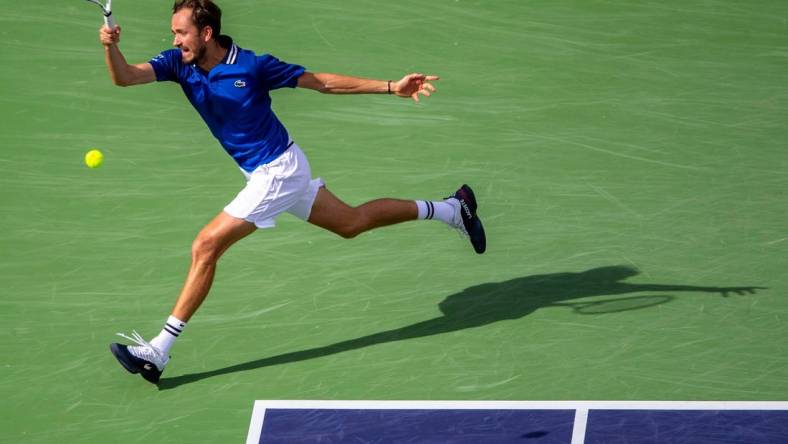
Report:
157,265,764,390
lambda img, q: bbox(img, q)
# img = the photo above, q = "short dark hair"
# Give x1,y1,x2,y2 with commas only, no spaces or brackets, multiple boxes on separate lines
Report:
173,0,222,36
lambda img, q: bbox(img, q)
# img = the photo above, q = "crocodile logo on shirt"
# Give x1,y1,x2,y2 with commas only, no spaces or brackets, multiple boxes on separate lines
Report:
234,80,247,88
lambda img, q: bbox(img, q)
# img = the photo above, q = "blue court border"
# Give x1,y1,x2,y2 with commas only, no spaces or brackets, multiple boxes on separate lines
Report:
246,400,788,443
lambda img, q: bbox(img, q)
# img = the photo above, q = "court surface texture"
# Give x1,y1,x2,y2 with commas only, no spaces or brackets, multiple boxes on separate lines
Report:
1,0,786,442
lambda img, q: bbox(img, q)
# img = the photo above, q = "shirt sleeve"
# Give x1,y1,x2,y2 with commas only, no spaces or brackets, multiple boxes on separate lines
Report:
148,49,182,82
255,54,306,90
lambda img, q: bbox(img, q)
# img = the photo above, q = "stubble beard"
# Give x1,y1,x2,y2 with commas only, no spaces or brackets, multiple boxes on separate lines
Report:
182,43,207,65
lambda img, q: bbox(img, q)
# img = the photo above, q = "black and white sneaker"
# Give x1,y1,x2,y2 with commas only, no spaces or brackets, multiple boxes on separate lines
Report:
447,184,486,254
110,331,169,384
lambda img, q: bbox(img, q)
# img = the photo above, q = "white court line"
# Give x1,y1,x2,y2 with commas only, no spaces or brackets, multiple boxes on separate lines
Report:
250,400,788,410
246,400,788,444
245,401,267,444
570,408,588,444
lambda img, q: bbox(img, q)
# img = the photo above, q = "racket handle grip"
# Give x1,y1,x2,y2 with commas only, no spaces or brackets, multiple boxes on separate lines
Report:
104,13,116,30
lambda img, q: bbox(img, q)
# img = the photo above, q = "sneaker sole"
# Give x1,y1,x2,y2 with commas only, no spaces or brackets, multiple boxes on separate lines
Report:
456,184,486,254
467,216,486,254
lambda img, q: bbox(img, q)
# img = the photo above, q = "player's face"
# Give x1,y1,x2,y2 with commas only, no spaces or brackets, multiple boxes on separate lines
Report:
171,8,207,65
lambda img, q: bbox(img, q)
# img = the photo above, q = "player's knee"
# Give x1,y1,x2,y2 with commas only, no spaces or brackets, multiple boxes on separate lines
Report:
336,210,367,239
337,224,361,239
191,233,221,264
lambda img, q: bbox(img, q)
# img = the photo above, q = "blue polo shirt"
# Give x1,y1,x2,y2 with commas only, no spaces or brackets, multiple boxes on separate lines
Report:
148,38,305,172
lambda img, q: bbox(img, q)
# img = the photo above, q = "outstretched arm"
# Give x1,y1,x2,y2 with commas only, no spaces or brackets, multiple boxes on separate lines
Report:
631,284,766,297
297,72,439,102
99,25,156,87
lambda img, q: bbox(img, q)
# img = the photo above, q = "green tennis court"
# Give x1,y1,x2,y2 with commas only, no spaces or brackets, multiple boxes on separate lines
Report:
1,0,786,442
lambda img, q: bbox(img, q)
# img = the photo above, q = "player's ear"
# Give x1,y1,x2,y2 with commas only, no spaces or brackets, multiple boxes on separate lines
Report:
201,25,213,43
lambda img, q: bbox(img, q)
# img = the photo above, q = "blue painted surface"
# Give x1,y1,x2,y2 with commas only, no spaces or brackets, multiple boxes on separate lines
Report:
257,407,788,443
584,410,788,444
260,408,576,443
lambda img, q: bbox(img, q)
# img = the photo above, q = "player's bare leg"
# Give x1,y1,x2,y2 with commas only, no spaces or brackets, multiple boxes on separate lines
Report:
110,212,255,383
307,185,485,253
172,212,257,321
307,187,417,238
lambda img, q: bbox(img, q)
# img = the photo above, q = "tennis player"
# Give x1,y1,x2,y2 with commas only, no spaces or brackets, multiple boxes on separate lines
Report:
102,0,485,384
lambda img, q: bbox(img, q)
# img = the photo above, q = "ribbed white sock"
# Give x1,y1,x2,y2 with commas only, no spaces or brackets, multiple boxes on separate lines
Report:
149,315,186,355
416,199,456,224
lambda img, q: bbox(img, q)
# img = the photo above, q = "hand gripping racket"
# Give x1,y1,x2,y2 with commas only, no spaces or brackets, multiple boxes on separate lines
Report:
85,0,116,30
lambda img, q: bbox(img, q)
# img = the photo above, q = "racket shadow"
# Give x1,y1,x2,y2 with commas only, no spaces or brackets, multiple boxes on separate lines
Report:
157,265,765,390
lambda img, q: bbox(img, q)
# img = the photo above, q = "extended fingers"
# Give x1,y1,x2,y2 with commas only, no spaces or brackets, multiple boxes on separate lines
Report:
399,73,440,102
416,81,436,99
720,287,761,296
410,88,433,103
404,73,440,82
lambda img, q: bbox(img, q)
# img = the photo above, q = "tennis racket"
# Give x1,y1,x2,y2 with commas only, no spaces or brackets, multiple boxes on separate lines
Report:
85,0,116,30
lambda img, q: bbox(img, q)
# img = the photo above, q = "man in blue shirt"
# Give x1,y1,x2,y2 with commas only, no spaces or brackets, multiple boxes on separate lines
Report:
103,0,485,384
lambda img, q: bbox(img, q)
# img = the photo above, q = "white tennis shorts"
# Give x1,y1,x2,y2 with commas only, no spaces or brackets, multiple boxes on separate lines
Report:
223,142,324,229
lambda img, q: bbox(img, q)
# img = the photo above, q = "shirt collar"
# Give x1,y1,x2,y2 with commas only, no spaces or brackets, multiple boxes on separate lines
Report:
190,36,237,72
219,36,238,65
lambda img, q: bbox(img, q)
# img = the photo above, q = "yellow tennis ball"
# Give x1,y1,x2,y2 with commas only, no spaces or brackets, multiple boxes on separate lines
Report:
85,149,104,168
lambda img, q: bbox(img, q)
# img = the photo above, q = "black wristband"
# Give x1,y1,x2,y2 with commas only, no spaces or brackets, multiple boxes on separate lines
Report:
387,80,392,95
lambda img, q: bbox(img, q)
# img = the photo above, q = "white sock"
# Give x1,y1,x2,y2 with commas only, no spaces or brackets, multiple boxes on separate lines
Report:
416,199,456,224
149,315,186,355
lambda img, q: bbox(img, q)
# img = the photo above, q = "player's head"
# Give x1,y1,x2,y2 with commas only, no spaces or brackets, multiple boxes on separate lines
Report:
171,0,223,64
